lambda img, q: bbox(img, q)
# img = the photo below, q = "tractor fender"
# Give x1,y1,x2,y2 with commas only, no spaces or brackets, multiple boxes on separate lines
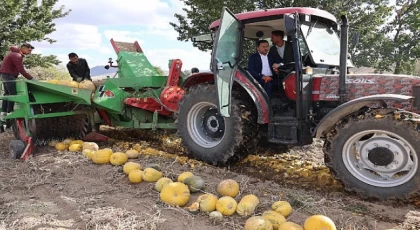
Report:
181,69,271,124
314,94,413,138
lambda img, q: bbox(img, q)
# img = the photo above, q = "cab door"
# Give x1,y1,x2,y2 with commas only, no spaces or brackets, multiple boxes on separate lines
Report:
211,7,243,117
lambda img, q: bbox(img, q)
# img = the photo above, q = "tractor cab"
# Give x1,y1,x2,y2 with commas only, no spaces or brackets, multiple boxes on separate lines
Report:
191,7,352,145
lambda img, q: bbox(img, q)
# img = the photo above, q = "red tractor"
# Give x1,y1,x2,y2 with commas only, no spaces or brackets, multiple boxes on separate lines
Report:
175,7,420,200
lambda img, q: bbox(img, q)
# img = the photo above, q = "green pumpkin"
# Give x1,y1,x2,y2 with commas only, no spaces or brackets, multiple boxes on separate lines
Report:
183,175,205,192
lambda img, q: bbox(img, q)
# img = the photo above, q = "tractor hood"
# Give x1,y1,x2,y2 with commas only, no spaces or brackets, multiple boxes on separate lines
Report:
318,73,420,102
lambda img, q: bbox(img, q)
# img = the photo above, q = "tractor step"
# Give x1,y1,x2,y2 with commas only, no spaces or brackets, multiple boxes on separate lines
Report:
267,116,312,145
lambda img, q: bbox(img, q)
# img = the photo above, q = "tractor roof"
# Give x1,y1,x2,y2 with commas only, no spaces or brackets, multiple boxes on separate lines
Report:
209,7,337,30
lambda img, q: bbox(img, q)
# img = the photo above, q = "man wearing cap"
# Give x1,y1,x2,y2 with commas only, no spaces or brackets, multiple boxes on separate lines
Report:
66,52,91,82
0,43,35,118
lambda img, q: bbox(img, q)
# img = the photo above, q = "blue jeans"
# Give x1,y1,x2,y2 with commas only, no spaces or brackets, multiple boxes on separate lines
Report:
1,74,17,113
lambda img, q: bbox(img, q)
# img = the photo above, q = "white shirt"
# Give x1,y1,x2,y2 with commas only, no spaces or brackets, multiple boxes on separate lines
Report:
259,53,272,77
276,45,284,59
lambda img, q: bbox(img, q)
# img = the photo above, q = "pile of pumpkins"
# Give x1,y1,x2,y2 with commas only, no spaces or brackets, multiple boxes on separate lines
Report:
44,79,96,92
49,139,337,230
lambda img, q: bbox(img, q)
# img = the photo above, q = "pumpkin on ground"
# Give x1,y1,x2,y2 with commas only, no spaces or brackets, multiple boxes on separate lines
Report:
48,140,58,147
82,142,99,151
236,194,260,216
125,149,139,159
91,149,112,164
62,138,73,145
123,162,142,175
271,201,292,217
216,179,240,198
110,152,128,166
216,196,237,216
244,216,273,230
304,215,336,230
155,177,173,192
142,168,163,182
183,175,205,192
69,140,84,146
197,193,218,212
186,202,200,214
82,149,92,158
209,211,223,224
178,171,194,182
262,210,287,229
160,182,191,207
146,163,161,171
55,142,67,151
278,222,303,230
68,144,82,152
128,169,143,183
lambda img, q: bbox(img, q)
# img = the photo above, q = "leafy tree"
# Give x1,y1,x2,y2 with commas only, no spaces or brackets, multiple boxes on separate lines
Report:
169,0,395,69
154,66,166,75
0,0,70,66
373,0,419,74
27,65,70,80
24,54,61,69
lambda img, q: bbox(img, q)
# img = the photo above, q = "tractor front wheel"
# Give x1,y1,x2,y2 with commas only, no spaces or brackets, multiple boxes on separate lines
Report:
324,115,420,200
177,84,258,166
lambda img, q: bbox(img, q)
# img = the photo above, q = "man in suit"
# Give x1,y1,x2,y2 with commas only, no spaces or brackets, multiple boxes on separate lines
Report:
247,40,279,97
269,30,288,100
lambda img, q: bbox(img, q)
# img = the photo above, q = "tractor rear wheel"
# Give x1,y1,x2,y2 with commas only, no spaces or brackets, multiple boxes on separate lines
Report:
177,84,258,165
324,115,420,200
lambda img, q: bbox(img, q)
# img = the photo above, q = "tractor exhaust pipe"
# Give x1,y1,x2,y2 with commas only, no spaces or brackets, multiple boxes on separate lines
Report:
339,15,348,104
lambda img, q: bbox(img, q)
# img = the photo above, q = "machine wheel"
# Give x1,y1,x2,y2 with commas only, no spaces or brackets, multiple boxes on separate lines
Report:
9,139,25,159
177,84,258,165
324,115,420,200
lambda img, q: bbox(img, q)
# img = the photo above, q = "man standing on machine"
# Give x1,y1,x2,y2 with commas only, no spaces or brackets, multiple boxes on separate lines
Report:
269,30,288,101
66,53,92,82
0,43,35,120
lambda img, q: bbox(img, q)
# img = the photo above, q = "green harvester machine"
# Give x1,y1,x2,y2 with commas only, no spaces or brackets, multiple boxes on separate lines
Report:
1,38,191,160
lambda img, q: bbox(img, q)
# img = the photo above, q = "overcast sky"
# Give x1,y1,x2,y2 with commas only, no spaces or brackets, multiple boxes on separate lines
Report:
31,0,212,72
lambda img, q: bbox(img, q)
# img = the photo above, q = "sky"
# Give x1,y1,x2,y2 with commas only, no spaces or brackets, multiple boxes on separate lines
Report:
30,0,212,73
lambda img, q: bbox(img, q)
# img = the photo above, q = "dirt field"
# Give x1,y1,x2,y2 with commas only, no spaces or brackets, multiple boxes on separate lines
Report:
0,127,419,230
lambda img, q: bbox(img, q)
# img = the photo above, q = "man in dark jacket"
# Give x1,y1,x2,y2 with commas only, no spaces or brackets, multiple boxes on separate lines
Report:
66,53,91,82
0,43,35,116
247,40,278,97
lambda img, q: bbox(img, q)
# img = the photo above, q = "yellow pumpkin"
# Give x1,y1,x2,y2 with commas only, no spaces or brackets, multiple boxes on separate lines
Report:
236,194,260,216
70,140,84,146
87,151,95,159
197,193,218,212
271,201,292,217
55,142,67,151
160,182,191,207
110,152,128,166
68,144,82,152
142,168,163,182
128,169,143,183
216,179,240,198
216,196,237,216
155,177,173,192
278,222,303,230
244,216,273,230
304,215,337,230
123,162,142,175
178,171,194,182
262,210,287,229
82,142,99,151
126,149,139,159
91,149,112,164
82,149,92,157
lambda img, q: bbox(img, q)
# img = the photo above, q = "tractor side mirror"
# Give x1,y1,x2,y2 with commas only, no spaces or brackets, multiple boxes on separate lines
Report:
104,65,110,70
283,13,296,36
